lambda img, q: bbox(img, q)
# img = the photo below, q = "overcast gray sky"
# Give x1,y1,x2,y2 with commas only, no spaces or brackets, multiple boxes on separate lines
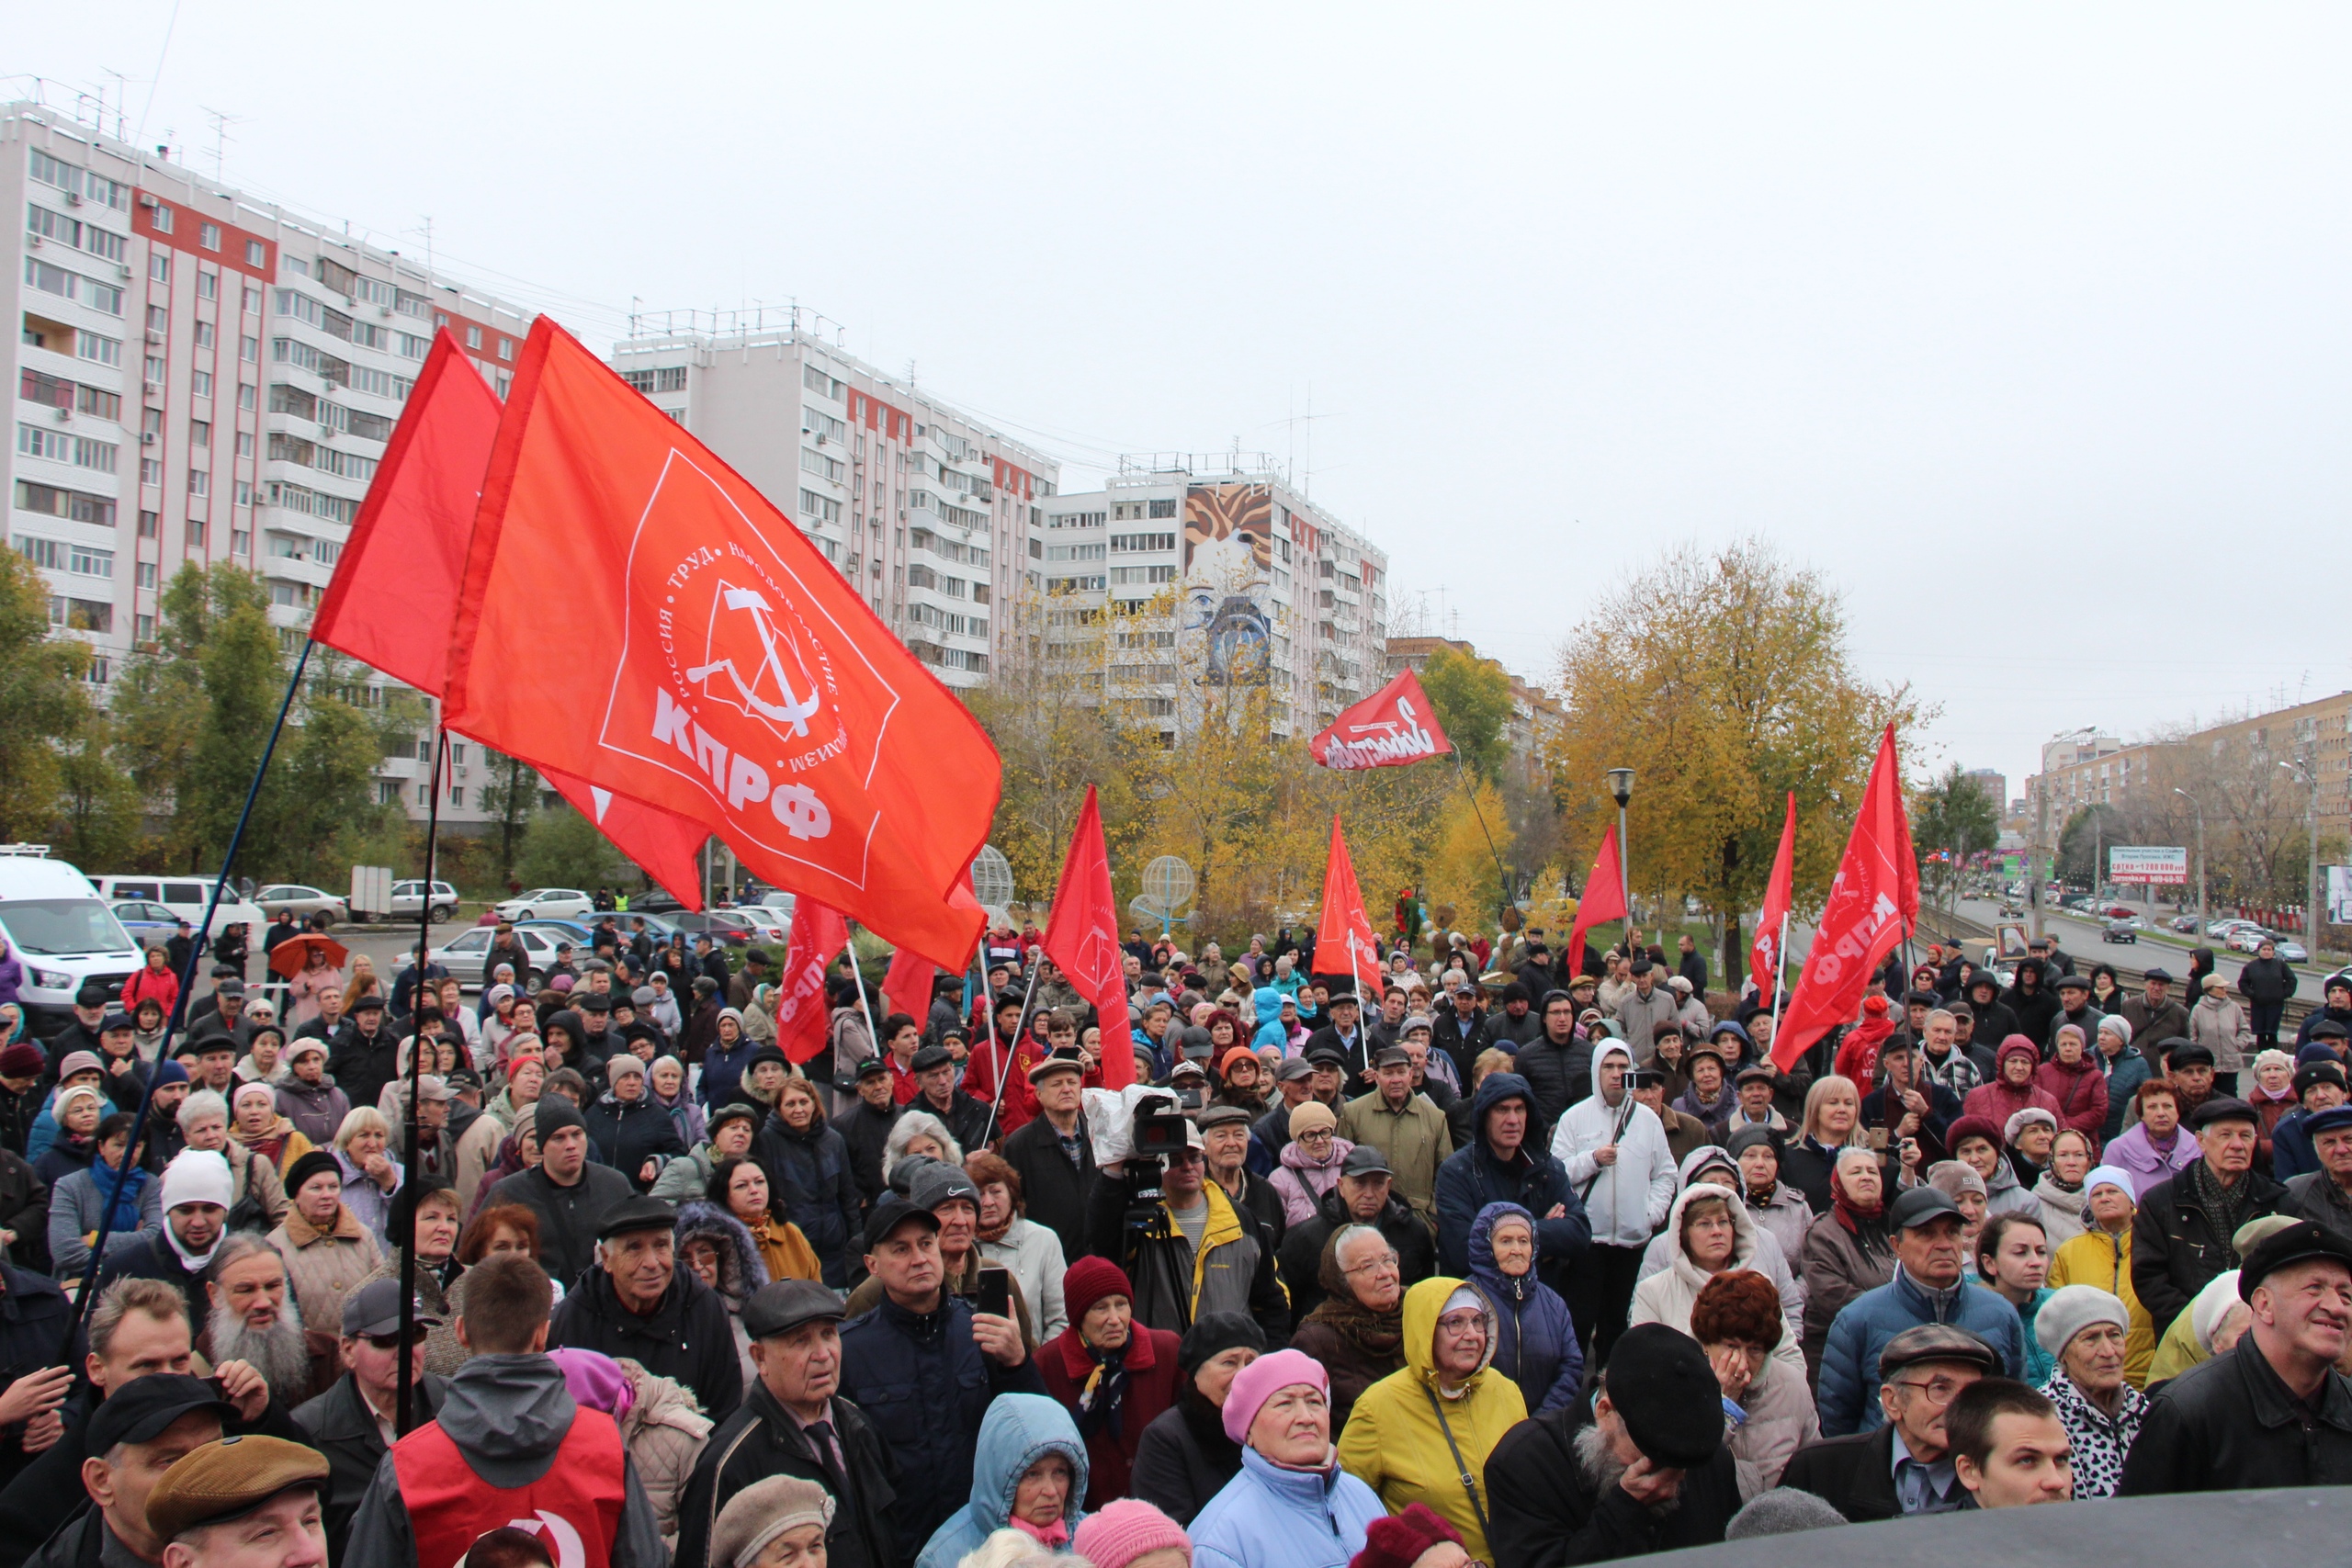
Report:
16,4,2348,799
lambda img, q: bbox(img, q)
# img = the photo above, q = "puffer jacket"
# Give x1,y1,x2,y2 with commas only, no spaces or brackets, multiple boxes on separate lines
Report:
1815,1265,2028,1436
1269,1134,1355,1227
266,1202,385,1335
2191,995,2256,1065
584,1090,686,1190
1189,1445,1386,1568
1962,1039,2064,1128
1432,1074,1591,1299
1725,1348,1820,1502
754,1109,863,1287
1505,1007,1592,1123
1627,1183,1806,1382
912,1393,1087,1568
1335,1276,1528,1563
2237,955,2298,1007
2034,1055,2109,1147
2047,1223,2154,1387
1548,1042,1677,1248
618,1359,715,1548
1464,1201,1581,1413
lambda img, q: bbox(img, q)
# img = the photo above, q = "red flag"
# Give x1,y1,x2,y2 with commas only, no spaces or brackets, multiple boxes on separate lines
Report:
310,330,711,908
1041,785,1136,1089
774,898,851,1065
1566,827,1627,977
1308,670,1453,770
1312,817,1385,991
1750,792,1798,1004
881,944,936,1028
443,319,994,964
1771,726,1917,1070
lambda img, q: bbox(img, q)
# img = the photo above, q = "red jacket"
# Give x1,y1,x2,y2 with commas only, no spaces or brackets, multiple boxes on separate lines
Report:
120,965,179,1018
1035,1323,1183,1507
2033,1056,2110,1148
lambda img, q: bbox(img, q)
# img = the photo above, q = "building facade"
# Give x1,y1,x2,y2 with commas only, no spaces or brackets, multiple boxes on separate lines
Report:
1962,768,2008,816
1385,635,1563,762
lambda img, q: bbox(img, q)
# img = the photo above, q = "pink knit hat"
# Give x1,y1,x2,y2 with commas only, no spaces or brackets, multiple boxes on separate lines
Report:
1071,1500,1190,1568
1221,1348,1329,1444
546,1347,637,1423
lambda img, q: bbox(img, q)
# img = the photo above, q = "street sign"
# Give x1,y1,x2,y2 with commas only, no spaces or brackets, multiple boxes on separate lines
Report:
2109,846,2188,886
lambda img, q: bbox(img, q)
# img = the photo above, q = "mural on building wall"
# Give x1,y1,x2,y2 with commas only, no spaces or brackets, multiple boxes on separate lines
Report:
1184,484,1275,684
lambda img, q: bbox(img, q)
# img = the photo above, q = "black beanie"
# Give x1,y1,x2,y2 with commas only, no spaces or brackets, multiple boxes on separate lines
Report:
285,1149,341,1201
1601,1324,1724,1469
534,1097,586,1145
1178,1310,1268,1373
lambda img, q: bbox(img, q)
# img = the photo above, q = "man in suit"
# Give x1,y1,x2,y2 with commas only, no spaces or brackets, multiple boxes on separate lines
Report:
1779,1324,2003,1521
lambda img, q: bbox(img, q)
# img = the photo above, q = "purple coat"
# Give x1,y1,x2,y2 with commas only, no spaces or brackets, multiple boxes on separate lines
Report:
2106,1121,2199,1196
0,940,21,1010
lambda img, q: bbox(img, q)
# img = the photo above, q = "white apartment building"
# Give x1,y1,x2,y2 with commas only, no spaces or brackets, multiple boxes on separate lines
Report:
1040,455,1389,740
605,314,1059,688
4,98,537,825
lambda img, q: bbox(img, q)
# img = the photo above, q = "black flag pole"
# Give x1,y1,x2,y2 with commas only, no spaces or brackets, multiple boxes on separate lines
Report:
395,725,447,1437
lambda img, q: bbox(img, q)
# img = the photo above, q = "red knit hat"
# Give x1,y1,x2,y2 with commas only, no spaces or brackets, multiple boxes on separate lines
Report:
1071,1500,1188,1568
1063,1255,1135,1325
1351,1504,1461,1568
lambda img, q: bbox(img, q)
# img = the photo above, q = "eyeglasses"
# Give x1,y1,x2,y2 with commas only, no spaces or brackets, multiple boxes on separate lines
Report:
1295,1129,1334,1144
1892,1374,1971,1404
1340,1252,1399,1275
1435,1312,1487,1338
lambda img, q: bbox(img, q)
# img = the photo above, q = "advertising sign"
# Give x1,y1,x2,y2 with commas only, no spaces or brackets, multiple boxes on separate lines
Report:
2109,846,2189,886
2327,866,2352,925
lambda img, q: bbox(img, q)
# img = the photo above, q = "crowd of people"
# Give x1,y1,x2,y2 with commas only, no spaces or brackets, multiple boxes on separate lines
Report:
0,907,2348,1568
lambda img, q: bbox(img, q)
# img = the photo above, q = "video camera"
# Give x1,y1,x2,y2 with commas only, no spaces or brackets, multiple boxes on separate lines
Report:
1113,1095,1193,1262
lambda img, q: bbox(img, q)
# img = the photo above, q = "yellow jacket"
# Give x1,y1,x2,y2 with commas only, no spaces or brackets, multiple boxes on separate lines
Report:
2046,1224,2154,1388
1337,1276,1527,1562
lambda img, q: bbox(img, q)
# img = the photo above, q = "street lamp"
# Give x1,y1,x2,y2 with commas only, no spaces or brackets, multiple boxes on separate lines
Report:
2174,787,2207,939
2279,759,2322,956
1605,768,1634,919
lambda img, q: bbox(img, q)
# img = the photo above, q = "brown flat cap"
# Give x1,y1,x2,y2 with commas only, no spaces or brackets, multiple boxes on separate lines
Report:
146,1435,330,1541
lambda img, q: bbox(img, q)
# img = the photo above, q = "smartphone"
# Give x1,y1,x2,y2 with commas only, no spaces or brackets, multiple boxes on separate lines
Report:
1865,1127,1889,1151
976,1267,1011,1321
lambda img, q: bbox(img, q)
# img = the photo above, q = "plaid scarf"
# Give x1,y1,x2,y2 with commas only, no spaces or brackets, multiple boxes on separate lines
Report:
2188,1156,2260,1264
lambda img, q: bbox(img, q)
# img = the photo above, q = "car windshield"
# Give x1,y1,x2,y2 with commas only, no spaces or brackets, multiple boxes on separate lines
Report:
0,898,134,956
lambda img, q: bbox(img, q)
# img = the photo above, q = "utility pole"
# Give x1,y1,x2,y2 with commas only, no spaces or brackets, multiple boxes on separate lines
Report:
2279,754,2322,955
2176,787,2208,939
2030,777,2049,941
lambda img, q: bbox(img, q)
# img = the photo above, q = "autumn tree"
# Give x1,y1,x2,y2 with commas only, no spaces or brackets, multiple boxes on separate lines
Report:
1550,538,1926,990
1419,645,1512,784
1914,763,2001,910
0,547,98,844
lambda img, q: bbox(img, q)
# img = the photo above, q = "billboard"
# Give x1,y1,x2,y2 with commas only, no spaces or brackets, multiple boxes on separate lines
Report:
2328,866,2352,925
2109,846,2189,886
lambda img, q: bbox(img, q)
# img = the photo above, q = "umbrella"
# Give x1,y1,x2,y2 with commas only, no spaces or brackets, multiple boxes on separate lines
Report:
268,932,351,979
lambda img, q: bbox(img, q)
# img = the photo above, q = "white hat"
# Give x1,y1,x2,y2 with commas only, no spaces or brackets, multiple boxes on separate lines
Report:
160,1148,234,1213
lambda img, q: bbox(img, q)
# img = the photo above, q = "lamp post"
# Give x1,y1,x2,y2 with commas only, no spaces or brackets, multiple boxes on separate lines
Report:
2174,787,2207,940
1605,768,1634,921
2280,758,2321,955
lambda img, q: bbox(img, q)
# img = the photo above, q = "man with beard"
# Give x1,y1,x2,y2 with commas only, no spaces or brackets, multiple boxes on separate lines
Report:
202,1235,338,1408
293,1280,445,1564
1485,1323,1739,1565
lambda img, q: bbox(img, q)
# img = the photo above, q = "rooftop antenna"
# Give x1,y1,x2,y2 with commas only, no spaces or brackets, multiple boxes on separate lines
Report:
198,106,244,182
100,71,130,141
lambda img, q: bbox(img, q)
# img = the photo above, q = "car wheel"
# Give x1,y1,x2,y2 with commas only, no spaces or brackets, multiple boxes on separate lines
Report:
432,904,456,923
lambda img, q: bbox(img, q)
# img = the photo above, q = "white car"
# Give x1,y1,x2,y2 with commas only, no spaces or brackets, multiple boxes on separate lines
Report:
89,874,269,942
492,888,594,922
725,904,792,944
354,880,461,923
254,884,350,924
429,925,569,988
0,852,141,1023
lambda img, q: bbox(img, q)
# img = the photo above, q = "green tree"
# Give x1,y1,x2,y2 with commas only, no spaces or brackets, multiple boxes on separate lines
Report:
55,707,142,868
1419,645,1512,784
2057,805,2128,892
0,548,96,843
517,804,641,889
1913,763,2001,911
474,749,539,887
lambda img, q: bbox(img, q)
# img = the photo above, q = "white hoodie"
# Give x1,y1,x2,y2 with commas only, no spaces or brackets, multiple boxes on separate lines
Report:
1550,1041,1678,1247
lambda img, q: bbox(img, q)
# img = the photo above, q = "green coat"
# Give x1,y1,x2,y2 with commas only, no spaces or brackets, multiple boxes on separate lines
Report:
1338,1090,1453,1220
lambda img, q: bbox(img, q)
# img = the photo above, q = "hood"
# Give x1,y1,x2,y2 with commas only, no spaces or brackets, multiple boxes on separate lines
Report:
1253,987,1285,1026
673,1201,767,1299
2187,947,2215,970
1664,1181,1758,1273
1401,1274,1496,1383
1469,1071,1549,1147
965,1392,1089,1534
436,1352,580,1483
1676,1144,1740,1192
1464,1201,1539,1304
1590,1039,1634,1100
1705,1020,1754,1063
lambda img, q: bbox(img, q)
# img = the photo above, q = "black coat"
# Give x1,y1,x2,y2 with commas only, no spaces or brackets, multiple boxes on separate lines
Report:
0,1153,46,1274
0,1087,38,1161
584,1094,687,1189
482,1161,639,1292
908,1087,993,1158
2120,1338,2352,1494
1302,1024,1370,1083
0,1267,73,1490
1130,1388,1244,1527
91,1227,209,1328
326,1022,399,1115
293,1371,446,1564
1484,1400,1741,1568
998,1111,1097,1269
1509,1032,1592,1124
754,1112,864,1288
1777,1426,1903,1521
1276,1185,1438,1323
675,1380,898,1568
2131,1165,2286,1337
832,1098,903,1212
550,1265,743,1419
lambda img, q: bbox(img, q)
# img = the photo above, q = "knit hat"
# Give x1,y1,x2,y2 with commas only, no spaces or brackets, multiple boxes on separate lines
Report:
152,1060,189,1087
2098,1013,2134,1045
1350,1504,1460,1568
1944,1114,2003,1153
1064,1256,1136,1325
2034,1283,2129,1356
709,1476,835,1568
1221,1348,1329,1445
1176,1312,1267,1374
284,1149,341,1200
52,1084,105,1122
1724,1124,1779,1159
1926,1160,1987,1200
55,1050,104,1081
545,1347,637,1422
232,1080,277,1108
1071,1500,1192,1568
2254,1048,2296,1077
2083,1165,2133,1200
1218,1045,1260,1077
2003,1106,2058,1144
535,1097,587,1145
1724,1488,1849,1540
0,1043,41,1078
159,1149,232,1213
1288,1101,1338,1139
1600,1323,1724,1469
604,1054,648,1081
2190,1271,2245,1350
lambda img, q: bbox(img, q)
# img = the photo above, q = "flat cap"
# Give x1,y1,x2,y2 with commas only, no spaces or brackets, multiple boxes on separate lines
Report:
1340,1143,1394,1178
594,1194,679,1240
1195,1103,1253,1132
910,1043,955,1075
1274,1056,1315,1083
1878,1324,2002,1379
743,1278,847,1339
2240,1218,2352,1299
2143,966,2175,983
1027,1050,1086,1084
145,1435,330,1542
2189,1095,2259,1129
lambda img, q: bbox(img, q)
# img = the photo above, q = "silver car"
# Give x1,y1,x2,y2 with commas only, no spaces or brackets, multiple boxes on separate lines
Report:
428,925,567,988
254,884,350,924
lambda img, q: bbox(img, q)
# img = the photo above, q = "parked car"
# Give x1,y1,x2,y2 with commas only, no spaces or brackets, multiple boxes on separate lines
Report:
2102,919,2139,944
254,884,350,924
351,880,461,924
108,900,179,948
429,924,569,988
492,887,595,922
632,889,687,915
668,910,753,947
2209,918,2263,940
90,875,269,942
722,904,791,944
2102,904,2139,919
2276,938,2311,962
0,852,141,1024
2169,915,2201,933
2226,928,2273,954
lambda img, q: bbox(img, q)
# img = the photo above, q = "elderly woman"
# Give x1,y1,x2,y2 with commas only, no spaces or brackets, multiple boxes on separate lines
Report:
1464,1202,1581,1413
1691,1269,1818,1500
176,1089,287,1229
1629,1182,1805,1381
236,1024,290,1089
915,1393,1091,1568
2033,1127,2098,1244
48,1111,159,1277
1337,1276,1525,1564
1640,1146,1807,1322
1725,1125,1813,1274
1778,1075,1867,1214
1268,1104,1352,1227
1798,1145,1894,1383
1962,1035,2064,1129
1187,1350,1385,1568
1946,1113,2039,1219
880,1110,963,1190
356,1179,469,1376
970,1151,1070,1340
648,1055,707,1150
2034,1024,2109,1148
33,1082,108,1188
587,1054,687,1192
1132,1314,1266,1527
1038,1257,1185,1507
2028,1283,2147,1498
267,1146,385,1330
708,1473,834,1568
329,1106,404,1242
1287,1224,1406,1434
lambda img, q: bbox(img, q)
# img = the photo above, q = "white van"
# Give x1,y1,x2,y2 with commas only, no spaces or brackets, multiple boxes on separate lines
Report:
89,874,268,942
0,849,142,1023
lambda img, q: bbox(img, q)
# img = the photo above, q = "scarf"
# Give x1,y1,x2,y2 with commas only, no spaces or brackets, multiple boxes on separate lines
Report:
1302,1292,1406,1361
1830,1170,1893,1259
1073,1337,1132,1441
975,1211,1015,1247
1010,1517,1069,1549
2188,1157,2260,1264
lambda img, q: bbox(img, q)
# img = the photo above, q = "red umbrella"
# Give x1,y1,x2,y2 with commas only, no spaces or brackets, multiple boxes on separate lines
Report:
268,932,351,979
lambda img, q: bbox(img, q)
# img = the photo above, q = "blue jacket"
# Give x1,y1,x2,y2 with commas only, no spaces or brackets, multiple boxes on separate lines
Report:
1190,1447,1387,1568
838,1292,1046,1568
698,1032,758,1111
914,1394,1088,1568
754,1112,865,1288
2099,1052,2152,1145
1815,1266,2028,1437
1250,988,1292,1054
2275,1107,2322,1182
1432,1074,1590,1296
1465,1201,1583,1413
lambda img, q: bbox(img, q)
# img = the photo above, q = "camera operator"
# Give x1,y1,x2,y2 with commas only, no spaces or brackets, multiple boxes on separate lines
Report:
1086,1098,1289,1344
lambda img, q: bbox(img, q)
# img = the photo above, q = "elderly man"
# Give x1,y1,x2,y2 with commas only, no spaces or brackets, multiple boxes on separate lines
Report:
96,1151,234,1327
1337,1047,1451,1223
202,1235,338,1408
1276,1145,1437,1321
2121,970,2191,1068
1610,961,1680,1067
1780,1324,2003,1521
2121,1220,2352,1492
148,1433,331,1568
2132,1097,2285,1338
292,1280,445,1563
25,1374,233,1568
2287,1105,2352,1241
1198,1104,1286,1244
548,1195,741,1417
678,1280,898,1568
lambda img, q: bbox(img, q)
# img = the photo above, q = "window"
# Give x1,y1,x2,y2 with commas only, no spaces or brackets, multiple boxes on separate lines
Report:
140,457,161,486
1045,542,1106,562
146,305,168,333
135,561,156,589
76,330,121,367
197,270,218,300
1111,564,1176,585
144,356,165,386
135,613,154,641
234,480,252,505
14,536,113,577
237,383,255,411
798,489,842,525
448,786,465,808
620,367,689,395
187,517,206,547
17,423,118,472
151,204,174,234
1148,498,1177,519
150,254,171,284
235,432,253,457
1111,532,1176,553
240,335,257,362
193,321,214,349
497,338,513,360
137,510,157,538
190,369,211,398
190,420,210,449
395,333,429,359
245,240,266,267
465,325,481,348
378,781,401,806
243,284,260,315
231,530,251,557
804,408,848,445
187,469,209,497
1048,510,1108,529
199,222,220,252
802,364,846,400
14,480,117,526
49,595,112,632
801,447,844,483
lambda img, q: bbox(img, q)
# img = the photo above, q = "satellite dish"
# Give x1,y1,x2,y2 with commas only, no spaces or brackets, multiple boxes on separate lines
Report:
971,845,1015,924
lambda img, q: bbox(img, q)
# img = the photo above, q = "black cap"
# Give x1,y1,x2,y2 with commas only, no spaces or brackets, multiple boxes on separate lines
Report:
745,1046,789,1074
1628,958,1655,976
1905,988,1939,1007
1305,1045,1347,1068
2055,973,2092,991
74,983,109,1008
1372,1045,1411,1069
2165,1039,2215,1068
708,1102,763,1137
348,993,386,1013
1600,1324,1724,1469
863,1191,940,1251
85,1374,234,1454
2143,967,2175,983
2311,1021,2351,1043
910,1044,955,1074
1888,1186,1963,1231
743,1278,847,1338
99,1011,135,1033
2190,1096,2259,1130
1340,1143,1393,1178
851,1056,889,1082
575,990,612,1013
910,1164,980,1212
1274,1056,1314,1083
595,1195,679,1240
2240,1219,2352,1299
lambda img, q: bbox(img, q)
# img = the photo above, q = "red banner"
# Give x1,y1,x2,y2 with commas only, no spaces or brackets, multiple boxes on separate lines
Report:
441,318,994,963
1771,727,1918,1070
1750,792,1797,1004
1041,784,1136,1089
1566,827,1627,977
880,944,935,1028
774,898,850,1066
309,330,710,908
1312,817,1385,990
1308,670,1453,770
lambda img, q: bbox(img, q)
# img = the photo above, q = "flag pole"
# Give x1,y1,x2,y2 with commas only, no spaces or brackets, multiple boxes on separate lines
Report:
1768,909,1791,1042
1448,750,1514,935
60,638,315,1358
842,936,879,1055
396,724,446,1438
978,949,1042,1147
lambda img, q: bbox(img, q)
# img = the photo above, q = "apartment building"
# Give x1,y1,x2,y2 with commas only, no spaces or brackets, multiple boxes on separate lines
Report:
605,314,1058,690
1385,635,1562,761
2023,696,2352,845
5,99,535,824
1035,456,1389,741
1962,768,2009,816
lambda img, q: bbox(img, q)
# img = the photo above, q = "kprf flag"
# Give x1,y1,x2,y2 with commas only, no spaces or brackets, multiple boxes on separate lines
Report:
774,897,851,1065
1309,671,1453,770
1313,817,1385,991
1750,792,1798,1004
881,944,936,1029
1041,785,1136,1089
1771,726,1918,1070
310,330,712,908
1566,827,1626,977
442,318,996,962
